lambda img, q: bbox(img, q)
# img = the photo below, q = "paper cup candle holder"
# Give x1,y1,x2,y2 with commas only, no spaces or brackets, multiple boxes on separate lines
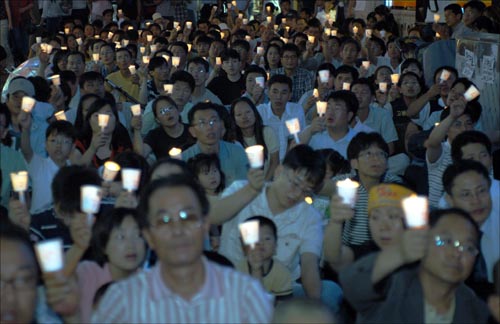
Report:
285,118,301,144
239,220,260,249
402,195,428,228
10,171,29,204
245,145,264,169
337,178,360,208
102,161,121,182
169,147,182,160
121,168,141,192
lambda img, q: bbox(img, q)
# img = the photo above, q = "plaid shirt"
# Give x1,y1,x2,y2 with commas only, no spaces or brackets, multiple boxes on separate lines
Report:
173,2,188,23
271,67,314,102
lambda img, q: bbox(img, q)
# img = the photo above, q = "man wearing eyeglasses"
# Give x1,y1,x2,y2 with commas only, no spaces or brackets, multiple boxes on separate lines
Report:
183,102,249,186
92,175,273,323
443,160,498,300
340,208,490,323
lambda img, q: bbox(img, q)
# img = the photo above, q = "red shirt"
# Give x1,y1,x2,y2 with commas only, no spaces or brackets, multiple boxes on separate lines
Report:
9,0,33,27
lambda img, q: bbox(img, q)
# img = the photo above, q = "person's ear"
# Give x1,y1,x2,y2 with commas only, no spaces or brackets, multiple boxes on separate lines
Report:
188,125,197,138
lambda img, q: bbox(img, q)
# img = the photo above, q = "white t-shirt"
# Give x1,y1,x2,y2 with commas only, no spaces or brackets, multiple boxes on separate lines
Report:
308,128,358,159
27,154,64,214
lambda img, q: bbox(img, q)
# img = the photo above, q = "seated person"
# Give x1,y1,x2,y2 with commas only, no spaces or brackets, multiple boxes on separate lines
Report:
236,216,293,301
105,48,146,104
340,208,490,323
187,57,222,105
207,49,246,107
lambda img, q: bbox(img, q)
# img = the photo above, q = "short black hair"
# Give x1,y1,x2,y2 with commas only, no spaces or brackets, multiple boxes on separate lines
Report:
281,43,300,57
442,159,491,196
244,65,267,83
147,56,167,72
463,0,486,13
46,120,77,141
282,145,326,192
334,65,359,80
171,70,195,92
244,215,277,239
326,90,359,121
188,101,222,125
444,3,463,16
79,71,104,88
268,74,292,92
347,132,389,161
351,78,375,96
187,153,226,194
433,66,458,83
91,208,147,265
138,174,210,226
52,165,102,215
451,130,492,163
429,208,480,243
221,48,241,62
187,56,210,72
340,37,361,53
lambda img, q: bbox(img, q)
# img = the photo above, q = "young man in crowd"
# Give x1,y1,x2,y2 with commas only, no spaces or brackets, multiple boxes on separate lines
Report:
207,49,246,107
92,175,273,322
105,48,146,104
242,65,268,106
257,75,305,161
187,57,222,105
332,65,359,91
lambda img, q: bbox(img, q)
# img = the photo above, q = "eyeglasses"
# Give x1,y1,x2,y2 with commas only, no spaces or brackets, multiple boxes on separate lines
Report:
48,138,73,146
284,170,315,197
455,186,489,201
159,106,175,115
0,274,37,295
434,235,479,257
357,150,388,160
192,118,220,129
152,210,203,233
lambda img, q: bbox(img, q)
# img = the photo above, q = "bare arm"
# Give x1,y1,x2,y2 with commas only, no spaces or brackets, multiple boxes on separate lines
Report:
19,111,34,163
300,252,322,298
407,84,440,118
5,0,12,29
265,151,279,181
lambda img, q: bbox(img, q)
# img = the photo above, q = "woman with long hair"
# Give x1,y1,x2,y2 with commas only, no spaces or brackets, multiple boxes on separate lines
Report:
230,97,279,180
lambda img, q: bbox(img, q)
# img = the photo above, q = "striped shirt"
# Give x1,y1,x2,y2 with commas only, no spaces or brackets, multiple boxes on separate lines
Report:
342,174,402,246
91,257,273,323
427,141,452,208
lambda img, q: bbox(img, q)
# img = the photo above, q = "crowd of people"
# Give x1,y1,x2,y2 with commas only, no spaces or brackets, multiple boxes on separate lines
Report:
1,0,499,323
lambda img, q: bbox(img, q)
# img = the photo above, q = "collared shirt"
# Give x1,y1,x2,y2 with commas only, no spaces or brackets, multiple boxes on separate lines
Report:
219,181,323,281
182,141,248,186
91,257,274,323
308,128,358,159
257,101,306,161
271,67,314,102
355,104,399,144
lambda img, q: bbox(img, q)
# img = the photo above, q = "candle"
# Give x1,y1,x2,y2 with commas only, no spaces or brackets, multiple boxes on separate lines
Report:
285,118,301,144
243,18,248,25
434,122,440,127
380,30,386,38
365,29,372,38
304,196,313,204
362,61,370,69
122,39,129,46
10,171,28,204
102,161,121,182
150,44,158,53
173,21,180,29
324,28,331,35
163,84,173,94
231,0,237,6
379,82,388,93
187,44,192,52
308,35,315,43
80,185,102,215
273,24,279,31
46,45,53,54
168,147,182,160
128,26,134,30
108,32,114,39
464,85,480,102
282,18,287,24
435,32,441,38
245,35,251,41
61,46,67,51
245,145,264,168
313,88,319,98
162,55,170,63
353,26,358,34
145,22,151,27
130,104,141,116
316,101,327,117
64,27,70,35
54,111,67,121
434,14,440,23
146,35,153,42
186,21,192,29
402,195,428,228
49,75,61,86
256,47,264,55
142,56,150,64
140,46,146,54
238,13,243,19
128,65,136,75
336,178,359,207
35,239,64,273
36,37,42,43
342,82,351,90
318,70,330,83
255,76,265,88
285,26,290,32
92,53,100,62
118,9,123,15
391,73,400,84
331,30,337,36
121,168,141,192
439,69,451,82
172,56,180,67
98,114,109,130
239,220,259,249
76,38,82,45
21,97,36,113
266,16,272,24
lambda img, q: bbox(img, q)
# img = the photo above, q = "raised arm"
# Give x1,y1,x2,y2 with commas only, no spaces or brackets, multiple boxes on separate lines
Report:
18,111,34,163
407,83,440,118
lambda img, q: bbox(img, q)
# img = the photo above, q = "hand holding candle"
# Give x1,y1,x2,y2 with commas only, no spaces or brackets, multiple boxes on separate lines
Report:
168,147,182,160
239,220,259,249
22,97,36,113
131,104,141,116
10,171,29,204
54,111,67,121
316,101,327,117
121,168,141,192
98,114,109,131
35,239,64,273
245,145,264,169
336,179,359,208
285,118,301,144
80,185,102,225
102,161,121,182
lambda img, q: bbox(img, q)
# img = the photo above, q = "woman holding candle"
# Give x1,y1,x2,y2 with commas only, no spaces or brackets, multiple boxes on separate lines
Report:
72,98,133,168
386,38,402,71
263,44,282,70
230,97,279,181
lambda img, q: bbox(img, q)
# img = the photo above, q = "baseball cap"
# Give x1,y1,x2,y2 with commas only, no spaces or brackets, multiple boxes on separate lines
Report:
8,78,35,97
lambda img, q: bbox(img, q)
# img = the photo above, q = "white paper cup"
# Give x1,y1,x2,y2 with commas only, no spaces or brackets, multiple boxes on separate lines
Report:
164,84,173,94
239,220,259,248
391,73,400,84
173,21,180,29
255,76,265,88
142,56,150,64
342,82,351,91
282,18,287,24
434,14,440,23
54,111,67,121
64,27,70,35
266,16,272,24
36,37,42,44
216,57,222,65
92,53,99,62
140,46,146,54
98,114,109,129
80,185,102,214
122,168,141,192
464,85,480,101
285,118,300,134
162,55,170,62
318,70,330,83
128,65,136,74
313,88,319,98
308,35,315,43
256,47,264,55
331,30,337,36
187,44,192,52
49,75,61,86
150,44,158,53
285,26,290,32
10,171,29,192
402,195,428,228
131,104,141,116
172,56,180,67
353,26,358,34
439,69,451,82
243,18,248,25
379,82,388,93
186,21,192,29
324,28,331,35
316,101,327,116
168,147,182,160
35,239,64,273
365,29,372,38
102,161,121,181
146,35,153,42
21,97,36,113
380,30,386,38
108,32,114,39
337,179,359,208
76,38,82,45
362,61,370,69
245,145,264,168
